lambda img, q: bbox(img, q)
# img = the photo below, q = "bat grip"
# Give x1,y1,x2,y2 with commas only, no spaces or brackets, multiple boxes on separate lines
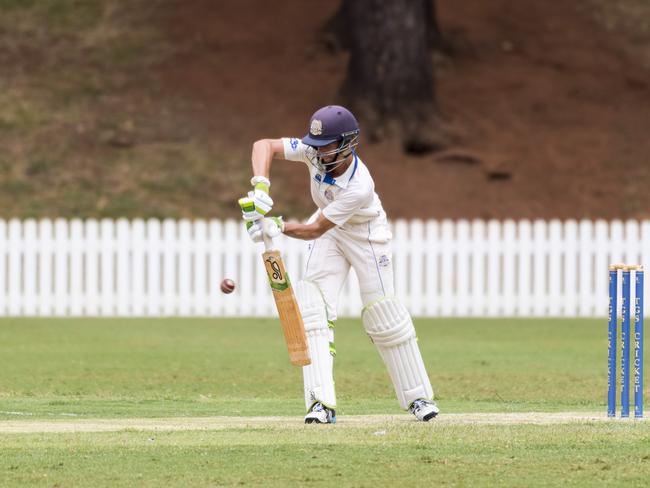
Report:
262,218,276,251
263,232,274,251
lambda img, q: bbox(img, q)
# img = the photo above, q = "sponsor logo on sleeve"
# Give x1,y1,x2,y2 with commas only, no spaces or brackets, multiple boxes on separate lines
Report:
315,174,322,183
289,138,299,150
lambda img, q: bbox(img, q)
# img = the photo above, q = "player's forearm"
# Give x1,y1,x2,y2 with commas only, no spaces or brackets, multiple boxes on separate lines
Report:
251,139,274,178
283,222,325,241
283,217,336,241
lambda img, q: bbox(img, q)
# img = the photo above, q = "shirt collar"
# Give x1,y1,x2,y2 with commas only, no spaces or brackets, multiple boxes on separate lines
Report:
322,155,358,189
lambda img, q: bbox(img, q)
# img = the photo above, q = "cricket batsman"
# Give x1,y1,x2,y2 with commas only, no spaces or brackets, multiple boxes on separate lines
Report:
238,105,439,423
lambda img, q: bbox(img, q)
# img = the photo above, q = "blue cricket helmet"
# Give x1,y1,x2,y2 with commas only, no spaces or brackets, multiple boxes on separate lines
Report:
302,105,360,147
301,106,360,172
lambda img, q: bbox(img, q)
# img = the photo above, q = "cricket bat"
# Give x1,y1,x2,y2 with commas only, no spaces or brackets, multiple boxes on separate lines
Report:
262,226,311,367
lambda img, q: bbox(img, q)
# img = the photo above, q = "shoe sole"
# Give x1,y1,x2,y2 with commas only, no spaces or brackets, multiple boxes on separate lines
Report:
422,411,438,421
304,417,336,424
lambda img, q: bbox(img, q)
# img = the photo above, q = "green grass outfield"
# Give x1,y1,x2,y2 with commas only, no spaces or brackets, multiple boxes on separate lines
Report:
1,318,649,487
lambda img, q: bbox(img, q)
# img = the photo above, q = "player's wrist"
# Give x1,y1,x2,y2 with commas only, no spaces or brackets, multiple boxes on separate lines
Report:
251,175,271,194
269,216,285,233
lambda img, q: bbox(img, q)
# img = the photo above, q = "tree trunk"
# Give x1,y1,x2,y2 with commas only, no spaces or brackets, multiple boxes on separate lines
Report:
329,0,442,153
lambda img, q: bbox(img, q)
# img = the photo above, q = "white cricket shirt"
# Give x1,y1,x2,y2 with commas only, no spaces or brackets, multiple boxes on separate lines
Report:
282,138,389,240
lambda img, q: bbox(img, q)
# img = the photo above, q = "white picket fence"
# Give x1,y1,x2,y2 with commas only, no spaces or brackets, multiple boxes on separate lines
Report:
0,218,647,318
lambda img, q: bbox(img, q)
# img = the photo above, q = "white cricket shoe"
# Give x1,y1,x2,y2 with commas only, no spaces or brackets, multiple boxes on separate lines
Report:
409,399,439,421
304,402,336,424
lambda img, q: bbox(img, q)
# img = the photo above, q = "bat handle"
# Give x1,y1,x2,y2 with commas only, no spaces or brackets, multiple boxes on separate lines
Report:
263,232,274,251
262,219,276,251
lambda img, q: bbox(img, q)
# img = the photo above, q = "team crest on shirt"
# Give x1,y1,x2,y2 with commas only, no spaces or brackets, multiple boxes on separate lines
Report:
310,119,323,136
378,255,391,267
324,189,334,201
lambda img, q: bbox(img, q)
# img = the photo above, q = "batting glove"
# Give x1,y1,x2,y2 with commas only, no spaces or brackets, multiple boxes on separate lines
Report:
238,176,273,222
245,220,264,243
263,216,284,239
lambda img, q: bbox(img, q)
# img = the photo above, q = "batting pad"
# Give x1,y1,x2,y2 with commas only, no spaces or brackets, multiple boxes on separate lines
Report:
295,280,336,410
362,298,433,409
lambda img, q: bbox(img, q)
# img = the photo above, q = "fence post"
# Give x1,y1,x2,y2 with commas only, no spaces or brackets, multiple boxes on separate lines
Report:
132,219,146,316
518,220,533,317
116,219,130,316
99,219,114,316
23,219,37,316
564,220,578,317
38,219,54,317
146,219,162,316
578,220,594,317
85,219,99,317
503,220,516,317
456,220,470,317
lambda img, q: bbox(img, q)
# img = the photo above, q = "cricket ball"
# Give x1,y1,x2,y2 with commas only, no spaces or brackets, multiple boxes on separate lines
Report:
220,278,236,294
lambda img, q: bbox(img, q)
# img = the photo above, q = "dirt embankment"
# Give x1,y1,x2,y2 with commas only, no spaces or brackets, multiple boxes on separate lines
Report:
162,0,650,220
2,1,648,220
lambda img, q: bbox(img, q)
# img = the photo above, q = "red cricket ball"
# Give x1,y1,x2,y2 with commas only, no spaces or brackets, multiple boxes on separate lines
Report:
220,278,236,294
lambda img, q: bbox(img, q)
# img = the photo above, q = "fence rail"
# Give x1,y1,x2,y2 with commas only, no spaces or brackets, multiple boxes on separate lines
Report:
0,218,647,318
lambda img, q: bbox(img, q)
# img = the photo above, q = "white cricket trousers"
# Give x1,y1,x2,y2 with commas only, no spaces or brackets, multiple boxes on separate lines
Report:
303,218,394,321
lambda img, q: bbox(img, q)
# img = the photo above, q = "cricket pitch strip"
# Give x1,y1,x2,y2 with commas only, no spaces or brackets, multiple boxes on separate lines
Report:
0,412,644,433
